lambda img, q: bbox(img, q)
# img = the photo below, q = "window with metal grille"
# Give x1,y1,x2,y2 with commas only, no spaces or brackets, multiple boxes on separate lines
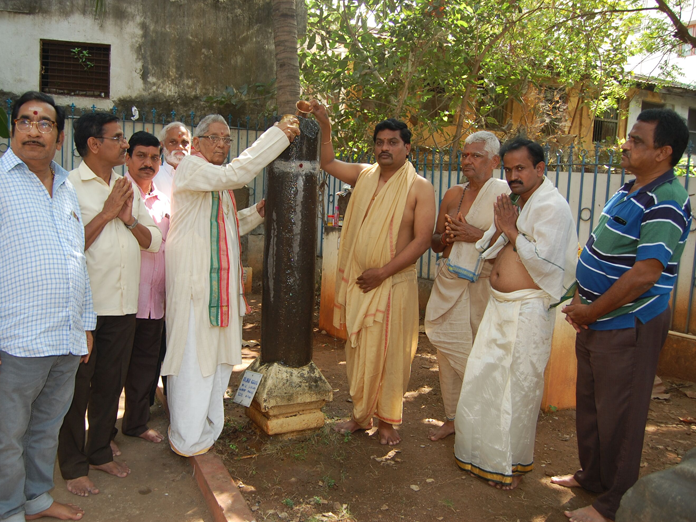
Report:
592,108,619,143
40,40,110,98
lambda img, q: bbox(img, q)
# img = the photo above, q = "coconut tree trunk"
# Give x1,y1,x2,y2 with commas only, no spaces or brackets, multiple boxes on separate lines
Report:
272,0,302,114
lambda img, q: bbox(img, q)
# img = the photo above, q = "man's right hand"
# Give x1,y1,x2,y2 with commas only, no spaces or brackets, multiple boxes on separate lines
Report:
101,177,132,221
275,120,301,142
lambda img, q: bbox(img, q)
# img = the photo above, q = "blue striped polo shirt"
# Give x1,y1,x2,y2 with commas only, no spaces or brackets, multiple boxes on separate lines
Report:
576,169,691,330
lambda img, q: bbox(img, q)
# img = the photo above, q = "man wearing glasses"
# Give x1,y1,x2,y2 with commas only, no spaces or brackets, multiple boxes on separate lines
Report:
58,112,162,497
161,114,299,456
0,91,95,521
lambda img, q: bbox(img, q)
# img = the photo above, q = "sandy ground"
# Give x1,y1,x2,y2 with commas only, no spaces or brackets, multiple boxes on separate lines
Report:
50,395,212,522
214,295,696,522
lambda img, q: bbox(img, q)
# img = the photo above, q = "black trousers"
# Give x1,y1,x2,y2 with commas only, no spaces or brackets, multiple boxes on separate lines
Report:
573,307,671,520
58,315,136,479
122,317,164,437
149,322,167,406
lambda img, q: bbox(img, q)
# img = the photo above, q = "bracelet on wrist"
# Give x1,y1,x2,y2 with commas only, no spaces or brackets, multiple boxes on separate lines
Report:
440,233,448,245
126,217,139,230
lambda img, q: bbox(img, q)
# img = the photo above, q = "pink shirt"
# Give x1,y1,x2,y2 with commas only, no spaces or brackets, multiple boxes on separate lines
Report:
126,173,170,320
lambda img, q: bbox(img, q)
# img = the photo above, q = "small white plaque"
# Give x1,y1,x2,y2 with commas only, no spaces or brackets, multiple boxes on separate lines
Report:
233,370,263,407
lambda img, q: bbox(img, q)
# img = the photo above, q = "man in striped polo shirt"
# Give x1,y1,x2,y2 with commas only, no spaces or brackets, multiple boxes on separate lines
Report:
554,108,692,522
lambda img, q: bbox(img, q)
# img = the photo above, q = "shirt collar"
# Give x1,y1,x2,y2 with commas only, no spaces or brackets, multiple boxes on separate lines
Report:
77,160,121,185
623,169,676,199
2,146,70,188
125,171,167,202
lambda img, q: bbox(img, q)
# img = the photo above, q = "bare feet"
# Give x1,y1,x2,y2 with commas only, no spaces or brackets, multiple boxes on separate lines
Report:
89,460,130,478
564,505,612,522
110,440,121,456
138,428,164,443
378,420,401,446
26,501,84,520
488,475,522,490
428,420,455,441
65,476,99,497
552,474,581,488
333,419,370,434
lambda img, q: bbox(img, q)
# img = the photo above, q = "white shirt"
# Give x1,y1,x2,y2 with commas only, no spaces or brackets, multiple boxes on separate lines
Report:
162,126,289,377
153,159,175,201
69,162,163,316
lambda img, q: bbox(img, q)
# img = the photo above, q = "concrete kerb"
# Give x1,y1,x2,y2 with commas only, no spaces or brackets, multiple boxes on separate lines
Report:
159,389,256,522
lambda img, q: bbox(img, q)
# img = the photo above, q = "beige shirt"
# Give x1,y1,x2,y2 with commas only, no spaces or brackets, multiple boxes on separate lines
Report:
69,162,163,316
162,125,289,377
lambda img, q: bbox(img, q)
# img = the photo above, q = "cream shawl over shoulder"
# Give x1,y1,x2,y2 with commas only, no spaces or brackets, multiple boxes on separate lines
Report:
333,161,417,347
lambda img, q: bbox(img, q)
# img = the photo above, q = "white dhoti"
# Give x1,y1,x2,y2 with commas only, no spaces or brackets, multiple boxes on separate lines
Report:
425,261,492,420
454,287,554,485
167,302,235,456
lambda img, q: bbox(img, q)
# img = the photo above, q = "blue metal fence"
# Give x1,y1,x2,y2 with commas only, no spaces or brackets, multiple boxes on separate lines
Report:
3,102,695,333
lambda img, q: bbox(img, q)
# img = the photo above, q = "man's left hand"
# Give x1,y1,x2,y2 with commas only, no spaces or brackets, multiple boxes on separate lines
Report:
562,303,594,329
81,331,93,364
356,268,386,293
445,212,484,243
256,199,266,218
493,194,519,241
118,188,135,226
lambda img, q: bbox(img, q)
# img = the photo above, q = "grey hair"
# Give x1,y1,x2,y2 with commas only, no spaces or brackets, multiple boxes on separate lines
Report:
194,114,228,138
158,121,191,142
464,131,500,158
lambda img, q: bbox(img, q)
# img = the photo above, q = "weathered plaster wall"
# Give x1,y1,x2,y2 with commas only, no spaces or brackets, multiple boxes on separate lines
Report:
0,0,289,117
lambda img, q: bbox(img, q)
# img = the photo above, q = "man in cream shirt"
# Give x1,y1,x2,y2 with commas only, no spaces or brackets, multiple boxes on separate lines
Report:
162,115,299,456
58,112,162,497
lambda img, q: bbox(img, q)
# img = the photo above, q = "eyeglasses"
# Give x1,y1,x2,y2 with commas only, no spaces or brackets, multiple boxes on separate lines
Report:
98,135,128,144
200,135,232,145
14,118,56,134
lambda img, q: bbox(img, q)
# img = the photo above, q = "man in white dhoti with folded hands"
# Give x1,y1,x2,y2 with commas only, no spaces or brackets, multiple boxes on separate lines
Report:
425,131,509,441
454,138,577,490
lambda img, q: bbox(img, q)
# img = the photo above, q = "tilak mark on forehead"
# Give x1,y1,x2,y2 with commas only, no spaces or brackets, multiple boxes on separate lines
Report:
33,111,38,115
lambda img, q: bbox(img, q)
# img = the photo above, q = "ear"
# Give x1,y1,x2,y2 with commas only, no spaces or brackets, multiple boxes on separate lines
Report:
87,136,101,155
492,154,501,169
536,161,546,176
405,143,411,155
192,136,200,151
55,130,65,151
656,145,673,164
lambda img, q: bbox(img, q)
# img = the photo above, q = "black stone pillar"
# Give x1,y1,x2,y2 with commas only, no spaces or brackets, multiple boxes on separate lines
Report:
261,117,320,367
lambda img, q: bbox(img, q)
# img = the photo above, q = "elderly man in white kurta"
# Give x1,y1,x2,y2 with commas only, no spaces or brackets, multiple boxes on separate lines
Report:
161,114,299,456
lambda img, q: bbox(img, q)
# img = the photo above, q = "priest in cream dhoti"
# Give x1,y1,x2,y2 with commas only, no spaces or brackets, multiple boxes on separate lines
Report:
310,101,436,445
454,138,578,489
425,131,510,441
161,114,300,456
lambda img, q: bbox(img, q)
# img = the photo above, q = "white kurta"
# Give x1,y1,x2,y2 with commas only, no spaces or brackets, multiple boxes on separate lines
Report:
162,126,289,378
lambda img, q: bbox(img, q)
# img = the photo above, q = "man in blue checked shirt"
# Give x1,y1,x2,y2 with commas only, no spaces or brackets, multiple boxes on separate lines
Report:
0,92,96,521
554,109,692,522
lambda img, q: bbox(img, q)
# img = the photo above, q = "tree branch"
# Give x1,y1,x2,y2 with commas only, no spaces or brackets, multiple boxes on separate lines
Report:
654,0,696,48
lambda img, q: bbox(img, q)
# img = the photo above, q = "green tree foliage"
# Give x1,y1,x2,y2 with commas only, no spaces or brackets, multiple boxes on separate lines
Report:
299,0,645,150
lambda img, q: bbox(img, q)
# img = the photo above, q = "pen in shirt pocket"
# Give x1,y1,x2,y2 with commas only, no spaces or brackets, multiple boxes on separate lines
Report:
612,215,627,225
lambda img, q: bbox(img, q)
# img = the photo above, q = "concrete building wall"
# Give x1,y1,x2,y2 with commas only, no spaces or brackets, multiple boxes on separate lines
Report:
0,0,282,116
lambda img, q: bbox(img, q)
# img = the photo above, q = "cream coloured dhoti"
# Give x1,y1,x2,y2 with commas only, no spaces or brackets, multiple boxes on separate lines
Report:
425,261,492,420
454,287,554,485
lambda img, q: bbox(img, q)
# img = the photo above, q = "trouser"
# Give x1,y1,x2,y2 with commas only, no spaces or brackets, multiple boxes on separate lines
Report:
122,317,164,437
149,322,168,407
573,307,671,521
0,351,80,522
58,315,136,479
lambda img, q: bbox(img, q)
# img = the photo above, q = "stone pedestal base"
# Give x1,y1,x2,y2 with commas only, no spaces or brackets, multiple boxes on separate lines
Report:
245,359,333,436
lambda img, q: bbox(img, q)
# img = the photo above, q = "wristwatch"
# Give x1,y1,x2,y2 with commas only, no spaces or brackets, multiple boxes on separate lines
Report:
126,217,139,230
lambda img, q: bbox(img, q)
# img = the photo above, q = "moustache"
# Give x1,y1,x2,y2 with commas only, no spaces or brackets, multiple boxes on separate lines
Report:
508,180,522,186
139,167,155,173
22,140,45,147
